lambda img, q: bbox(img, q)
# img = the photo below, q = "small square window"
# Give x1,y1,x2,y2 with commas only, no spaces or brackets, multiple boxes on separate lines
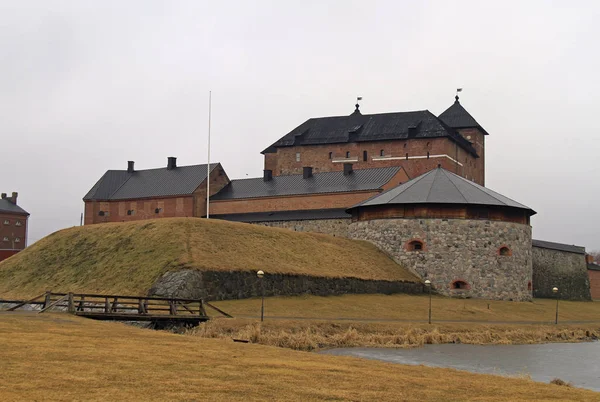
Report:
14,237,20,243
15,221,22,226
3,220,9,225
295,152,301,162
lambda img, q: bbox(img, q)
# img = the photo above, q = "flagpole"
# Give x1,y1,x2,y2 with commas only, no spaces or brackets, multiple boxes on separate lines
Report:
206,91,211,219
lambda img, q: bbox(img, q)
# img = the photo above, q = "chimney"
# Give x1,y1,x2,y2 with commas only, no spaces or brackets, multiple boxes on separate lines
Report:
0,193,6,200
10,192,17,204
303,166,313,179
343,163,353,175
587,254,594,264
127,161,135,173
167,156,177,170
263,169,273,182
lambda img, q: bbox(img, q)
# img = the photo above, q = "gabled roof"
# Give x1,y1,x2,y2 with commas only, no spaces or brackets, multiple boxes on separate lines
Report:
84,163,219,201
348,167,535,214
212,208,351,223
263,109,478,156
211,166,401,200
0,199,29,216
588,263,600,271
438,96,489,135
532,239,586,255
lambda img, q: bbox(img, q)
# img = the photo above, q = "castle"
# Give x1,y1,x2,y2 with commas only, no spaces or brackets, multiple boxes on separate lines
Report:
83,97,592,301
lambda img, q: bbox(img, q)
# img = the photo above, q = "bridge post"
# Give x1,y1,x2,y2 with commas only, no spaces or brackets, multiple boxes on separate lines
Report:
43,291,51,309
67,293,75,313
104,297,110,313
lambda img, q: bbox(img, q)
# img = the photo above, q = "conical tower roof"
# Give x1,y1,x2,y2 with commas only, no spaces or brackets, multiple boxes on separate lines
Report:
439,96,489,135
349,167,535,215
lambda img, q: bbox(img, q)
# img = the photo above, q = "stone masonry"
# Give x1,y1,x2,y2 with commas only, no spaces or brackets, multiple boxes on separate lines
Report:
348,218,533,301
258,218,352,237
532,246,591,301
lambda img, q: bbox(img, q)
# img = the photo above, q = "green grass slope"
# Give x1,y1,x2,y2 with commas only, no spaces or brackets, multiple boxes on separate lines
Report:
0,218,419,298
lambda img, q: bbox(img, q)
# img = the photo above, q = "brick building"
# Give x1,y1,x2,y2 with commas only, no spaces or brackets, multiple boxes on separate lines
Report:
262,96,487,185
83,158,229,224
0,192,29,263
587,254,600,300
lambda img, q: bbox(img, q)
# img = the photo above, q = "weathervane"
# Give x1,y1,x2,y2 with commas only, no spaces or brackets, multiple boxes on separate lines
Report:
355,96,363,113
455,88,462,101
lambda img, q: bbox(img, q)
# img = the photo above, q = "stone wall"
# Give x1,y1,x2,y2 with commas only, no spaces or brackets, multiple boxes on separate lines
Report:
257,218,351,237
348,218,532,301
148,269,423,301
532,246,591,301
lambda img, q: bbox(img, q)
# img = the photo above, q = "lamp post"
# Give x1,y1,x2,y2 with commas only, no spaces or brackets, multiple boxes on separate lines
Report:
425,280,432,324
552,286,559,325
257,270,265,322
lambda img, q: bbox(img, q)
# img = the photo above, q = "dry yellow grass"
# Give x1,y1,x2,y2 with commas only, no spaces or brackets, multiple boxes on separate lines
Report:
193,318,600,351
212,293,600,323
0,312,598,401
0,218,418,299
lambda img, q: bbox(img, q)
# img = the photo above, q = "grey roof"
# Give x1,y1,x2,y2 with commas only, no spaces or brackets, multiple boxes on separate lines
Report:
211,208,351,223
211,166,401,200
349,167,535,214
532,239,586,255
588,263,600,272
438,96,489,135
0,199,29,215
84,163,219,201
263,109,477,156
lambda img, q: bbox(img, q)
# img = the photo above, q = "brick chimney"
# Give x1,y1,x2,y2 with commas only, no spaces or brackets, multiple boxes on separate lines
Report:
263,169,273,182
303,166,313,179
343,163,353,175
167,157,177,170
127,161,135,173
0,193,6,200
586,254,594,264
9,192,17,204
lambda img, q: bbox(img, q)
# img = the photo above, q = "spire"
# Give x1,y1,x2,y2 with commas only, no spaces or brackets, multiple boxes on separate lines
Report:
352,96,363,115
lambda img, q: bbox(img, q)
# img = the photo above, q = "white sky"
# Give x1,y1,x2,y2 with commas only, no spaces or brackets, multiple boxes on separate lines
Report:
1,0,598,251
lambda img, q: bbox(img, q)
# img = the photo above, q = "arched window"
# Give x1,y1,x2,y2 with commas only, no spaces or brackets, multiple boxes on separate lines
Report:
498,246,512,256
346,151,350,158
363,150,368,161
527,281,532,291
451,280,470,290
380,149,385,157
328,152,333,159
407,240,424,251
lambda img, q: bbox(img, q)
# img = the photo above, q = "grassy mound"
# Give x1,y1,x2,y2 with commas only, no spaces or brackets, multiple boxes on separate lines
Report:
0,218,419,298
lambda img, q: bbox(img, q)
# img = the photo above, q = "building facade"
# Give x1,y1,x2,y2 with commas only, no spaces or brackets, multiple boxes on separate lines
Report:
0,192,29,263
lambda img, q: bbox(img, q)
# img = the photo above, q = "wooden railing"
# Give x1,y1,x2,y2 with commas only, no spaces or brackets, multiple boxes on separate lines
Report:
2,291,232,322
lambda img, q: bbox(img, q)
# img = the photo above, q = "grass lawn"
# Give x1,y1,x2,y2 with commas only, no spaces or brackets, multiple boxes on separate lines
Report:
212,293,600,323
0,218,418,299
0,312,597,401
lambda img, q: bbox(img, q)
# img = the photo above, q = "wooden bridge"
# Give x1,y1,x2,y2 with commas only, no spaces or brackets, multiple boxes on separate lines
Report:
2,291,232,326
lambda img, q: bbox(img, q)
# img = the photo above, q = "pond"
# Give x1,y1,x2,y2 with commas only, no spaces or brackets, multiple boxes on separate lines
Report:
321,342,600,392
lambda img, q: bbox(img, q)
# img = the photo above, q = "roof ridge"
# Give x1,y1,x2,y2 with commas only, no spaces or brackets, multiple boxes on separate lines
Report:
439,169,469,203
365,168,432,206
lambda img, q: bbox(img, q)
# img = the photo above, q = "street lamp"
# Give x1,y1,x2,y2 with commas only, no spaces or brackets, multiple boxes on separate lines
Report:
257,270,265,322
552,286,559,324
425,280,432,324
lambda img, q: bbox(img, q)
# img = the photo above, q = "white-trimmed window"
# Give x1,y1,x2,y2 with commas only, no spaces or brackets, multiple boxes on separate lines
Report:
14,237,20,243
3,219,9,225
2,237,8,242
295,152,301,162
15,221,22,227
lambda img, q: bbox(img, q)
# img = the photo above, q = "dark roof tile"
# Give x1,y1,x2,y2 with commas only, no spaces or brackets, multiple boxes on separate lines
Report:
211,166,401,200
211,208,351,223
0,199,29,215
532,239,586,255
438,97,489,135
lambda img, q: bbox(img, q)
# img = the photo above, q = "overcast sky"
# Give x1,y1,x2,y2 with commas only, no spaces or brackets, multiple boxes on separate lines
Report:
1,1,598,251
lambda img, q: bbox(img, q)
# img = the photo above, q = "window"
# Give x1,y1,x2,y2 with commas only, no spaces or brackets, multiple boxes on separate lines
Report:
426,142,431,150
452,280,470,290
407,240,424,251
380,149,385,157
2,237,7,242
528,281,532,291
328,152,333,159
427,152,430,159
363,150,368,161
405,153,409,160
499,246,512,256
3,219,9,225
295,152,301,162
346,151,350,158
98,211,105,217
127,210,135,216
14,237,20,243
155,208,163,214
404,143,407,148
15,221,22,227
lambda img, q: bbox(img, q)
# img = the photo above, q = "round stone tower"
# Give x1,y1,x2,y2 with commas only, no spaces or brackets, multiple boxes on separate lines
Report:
347,167,536,301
